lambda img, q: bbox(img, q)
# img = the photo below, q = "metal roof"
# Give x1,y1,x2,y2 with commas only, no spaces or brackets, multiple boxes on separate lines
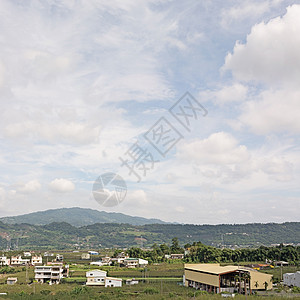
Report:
185,264,242,275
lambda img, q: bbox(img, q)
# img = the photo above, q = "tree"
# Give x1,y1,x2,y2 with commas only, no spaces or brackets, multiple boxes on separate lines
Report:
264,281,269,291
160,243,170,255
171,238,182,253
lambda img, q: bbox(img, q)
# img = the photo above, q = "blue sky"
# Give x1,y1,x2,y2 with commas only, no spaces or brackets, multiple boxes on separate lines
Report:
0,0,300,224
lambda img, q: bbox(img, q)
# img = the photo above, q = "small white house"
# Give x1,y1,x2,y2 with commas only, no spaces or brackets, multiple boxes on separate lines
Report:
105,277,122,287
283,271,300,288
7,278,18,285
31,255,43,265
81,253,91,260
0,256,10,266
283,273,294,286
86,270,107,286
90,261,103,266
101,256,111,265
126,278,139,285
10,256,30,266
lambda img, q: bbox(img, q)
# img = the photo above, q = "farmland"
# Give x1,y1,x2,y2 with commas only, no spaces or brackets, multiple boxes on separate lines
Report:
0,251,300,299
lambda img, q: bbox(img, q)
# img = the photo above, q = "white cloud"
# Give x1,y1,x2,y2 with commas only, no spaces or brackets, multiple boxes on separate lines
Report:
49,178,75,193
239,89,300,134
17,180,41,194
259,156,293,181
200,83,248,105
0,1,299,224
221,1,271,28
223,5,300,86
177,132,250,165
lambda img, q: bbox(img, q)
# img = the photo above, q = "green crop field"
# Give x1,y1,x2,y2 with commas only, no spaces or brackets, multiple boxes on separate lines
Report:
0,258,300,299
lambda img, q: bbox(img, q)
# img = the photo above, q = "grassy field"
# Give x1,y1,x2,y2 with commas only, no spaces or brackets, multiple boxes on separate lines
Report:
1,280,300,300
0,260,300,299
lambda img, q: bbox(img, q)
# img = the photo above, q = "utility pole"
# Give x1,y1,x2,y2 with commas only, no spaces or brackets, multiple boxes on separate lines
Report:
26,263,29,284
140,235,143,249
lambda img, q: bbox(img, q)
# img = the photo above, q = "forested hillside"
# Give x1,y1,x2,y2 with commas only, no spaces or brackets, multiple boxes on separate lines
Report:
0,207,167,227
0,221,299,250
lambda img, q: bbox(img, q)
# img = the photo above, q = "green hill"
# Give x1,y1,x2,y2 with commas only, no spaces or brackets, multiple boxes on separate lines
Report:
0,219,299,250
0,207,168,227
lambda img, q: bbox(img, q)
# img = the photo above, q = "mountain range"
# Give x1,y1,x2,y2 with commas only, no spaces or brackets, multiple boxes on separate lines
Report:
0,208,299,249
0,207,168,227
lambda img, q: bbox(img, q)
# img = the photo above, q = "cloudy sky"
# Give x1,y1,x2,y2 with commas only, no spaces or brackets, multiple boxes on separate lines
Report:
0,0,300,224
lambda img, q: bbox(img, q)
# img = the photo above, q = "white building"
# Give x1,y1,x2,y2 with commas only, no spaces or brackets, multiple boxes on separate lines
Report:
111,252,129,265
31,255,43,265
126,278,139,285
283,271,300,288
101,256,111,265
35,264,69,284
7,277,17,285
0,256,10,266
105,277,122,287
81,253,91,260
86,270,122,287
90,261,104,266
123,258,148,268
56,254,64,262
10,255,30,266
86,270,107,286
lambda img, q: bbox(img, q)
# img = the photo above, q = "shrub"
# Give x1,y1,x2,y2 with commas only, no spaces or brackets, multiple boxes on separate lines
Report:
143,287,159,294
292,286,300,293
71,286,88,295
40,290,51,295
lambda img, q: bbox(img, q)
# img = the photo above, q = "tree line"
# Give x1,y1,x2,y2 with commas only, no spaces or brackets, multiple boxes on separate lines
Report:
120,238,300,265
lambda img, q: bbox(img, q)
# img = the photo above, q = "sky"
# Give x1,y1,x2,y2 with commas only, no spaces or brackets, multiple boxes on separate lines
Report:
0,0,300,224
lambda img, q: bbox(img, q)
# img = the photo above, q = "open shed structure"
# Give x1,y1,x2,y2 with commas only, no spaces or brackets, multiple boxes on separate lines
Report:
184,264,272,294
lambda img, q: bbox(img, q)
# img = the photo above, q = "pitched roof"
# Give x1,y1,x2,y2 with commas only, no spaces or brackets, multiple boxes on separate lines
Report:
185,264,239,275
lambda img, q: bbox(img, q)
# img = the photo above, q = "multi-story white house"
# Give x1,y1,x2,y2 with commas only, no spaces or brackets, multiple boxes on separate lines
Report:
123,258,148,268
0,256,10,266
10,255,30,266
86,270,107,286
35,263,69,284
31,255,43,265
56,254,64,262
86,270,122,287
111,252,129,265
